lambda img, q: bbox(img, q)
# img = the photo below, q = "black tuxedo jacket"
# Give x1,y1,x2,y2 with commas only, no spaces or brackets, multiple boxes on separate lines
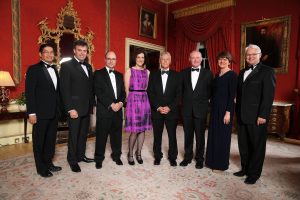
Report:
94,68,126,118
59,58,94,117
147,69,181,119
181,67,213,119
25,61,61,119
236,62,276,124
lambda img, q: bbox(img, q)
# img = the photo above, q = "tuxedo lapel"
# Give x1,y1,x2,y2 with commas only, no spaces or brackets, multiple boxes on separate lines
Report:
164,71,172,95
156,71,164,95
40,62,56,90
244,65,260,83
73,59,89,80
103,69,116,99
194,68,204,92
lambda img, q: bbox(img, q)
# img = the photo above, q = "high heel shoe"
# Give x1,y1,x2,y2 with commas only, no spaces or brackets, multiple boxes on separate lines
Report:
127,153,135,165
135,153,143,164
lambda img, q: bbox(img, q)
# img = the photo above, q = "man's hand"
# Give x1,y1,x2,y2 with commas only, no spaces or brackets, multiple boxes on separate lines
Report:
257,117,266,125
223,111,230,124
28,115,37,124
69,109,78,119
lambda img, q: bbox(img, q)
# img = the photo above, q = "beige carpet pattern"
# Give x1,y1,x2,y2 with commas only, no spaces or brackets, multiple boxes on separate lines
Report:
0,126,300,200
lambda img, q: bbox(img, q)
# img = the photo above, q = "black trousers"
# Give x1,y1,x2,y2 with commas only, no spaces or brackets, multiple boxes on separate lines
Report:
94,114,122,162
182,117,206,162
237,123,267,179
67,115,90,165
152,117,178,160
32,117,58,173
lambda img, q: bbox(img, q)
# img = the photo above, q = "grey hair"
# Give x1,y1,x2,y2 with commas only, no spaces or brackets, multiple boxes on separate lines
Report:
245,44,262,53
160,51,171,61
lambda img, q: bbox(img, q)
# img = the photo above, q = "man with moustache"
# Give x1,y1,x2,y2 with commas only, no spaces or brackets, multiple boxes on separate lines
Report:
147,51,180,167
234,44,276,184
60,39,95,172
25,43,62,177
93,51,126,169
180,50,213,169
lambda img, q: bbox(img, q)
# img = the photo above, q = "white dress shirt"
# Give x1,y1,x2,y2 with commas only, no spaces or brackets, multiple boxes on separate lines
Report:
191,66,200,90
43,61,57,90
161,68,169,94
243,65,256,81
106,67,117,99
74,57,89,77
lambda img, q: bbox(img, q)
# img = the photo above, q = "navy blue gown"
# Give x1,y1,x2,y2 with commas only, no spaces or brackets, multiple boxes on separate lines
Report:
205,70,237,170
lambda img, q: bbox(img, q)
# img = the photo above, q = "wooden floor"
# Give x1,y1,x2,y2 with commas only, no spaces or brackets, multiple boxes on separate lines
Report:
0,143,33,159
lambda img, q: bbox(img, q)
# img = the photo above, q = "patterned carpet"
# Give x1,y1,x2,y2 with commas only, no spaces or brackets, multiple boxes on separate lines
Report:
0,126,300,200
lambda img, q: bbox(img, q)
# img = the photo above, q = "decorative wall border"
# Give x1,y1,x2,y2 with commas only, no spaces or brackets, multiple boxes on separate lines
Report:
105,0,110,52
11,0,21,84
173,0,236,19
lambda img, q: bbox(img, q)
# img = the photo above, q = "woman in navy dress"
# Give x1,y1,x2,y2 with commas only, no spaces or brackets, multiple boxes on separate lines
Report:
205,51,237,172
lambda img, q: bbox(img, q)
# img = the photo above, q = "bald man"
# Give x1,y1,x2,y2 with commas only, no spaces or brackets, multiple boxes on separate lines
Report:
93,51,126,169
180,50,213,169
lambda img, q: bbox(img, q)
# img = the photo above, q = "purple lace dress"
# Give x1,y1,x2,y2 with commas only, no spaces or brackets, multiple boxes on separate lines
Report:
125,68,152,133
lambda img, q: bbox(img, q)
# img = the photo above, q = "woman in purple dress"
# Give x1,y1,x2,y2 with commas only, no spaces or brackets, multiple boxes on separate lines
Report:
124,50,152,165
205,51,237,173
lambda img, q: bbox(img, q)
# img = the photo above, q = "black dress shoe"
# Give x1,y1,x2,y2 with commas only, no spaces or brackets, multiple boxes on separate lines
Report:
49,165,62,172
70,164,81,172
95,162,102,169
244,177,258,184
154,158,161,165
179,159,191,166
81,156,94,163
38,170,53,178
169,160,177,167
233,170,246,177
195,161,203,169
114,159,123,165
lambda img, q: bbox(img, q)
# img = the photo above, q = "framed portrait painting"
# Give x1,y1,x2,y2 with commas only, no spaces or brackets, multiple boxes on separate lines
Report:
240,16,291,73
139,7,157,39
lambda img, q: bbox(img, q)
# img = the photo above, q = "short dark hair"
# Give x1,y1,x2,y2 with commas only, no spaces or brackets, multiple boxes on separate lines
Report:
216,51,232,62
130,49,148,68
73,39,88,49
39,43,55,54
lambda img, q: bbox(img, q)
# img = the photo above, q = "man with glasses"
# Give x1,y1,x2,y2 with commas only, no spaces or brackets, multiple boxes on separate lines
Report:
93,51,126,169
25,43,62,177
235,44,276,184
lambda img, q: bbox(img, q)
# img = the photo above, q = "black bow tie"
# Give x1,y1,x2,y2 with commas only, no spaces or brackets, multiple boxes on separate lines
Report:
79,61,86,65
45,64,54,69
109,69,114,74
191,68,200,72
245,65,254,70
161,70,169,75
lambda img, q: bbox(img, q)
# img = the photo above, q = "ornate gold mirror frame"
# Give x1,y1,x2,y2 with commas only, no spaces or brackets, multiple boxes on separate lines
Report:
37,0,95,68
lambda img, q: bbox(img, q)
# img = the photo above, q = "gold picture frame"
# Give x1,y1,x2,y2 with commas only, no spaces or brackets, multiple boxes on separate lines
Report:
139,7,157,39
240,16,291,73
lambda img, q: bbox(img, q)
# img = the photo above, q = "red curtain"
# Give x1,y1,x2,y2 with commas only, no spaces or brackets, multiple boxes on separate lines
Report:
174,7,235,74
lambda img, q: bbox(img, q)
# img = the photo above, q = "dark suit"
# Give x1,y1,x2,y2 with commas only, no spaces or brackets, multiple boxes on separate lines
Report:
93,67,125,162
147,69,180,160
236,62,276,179
181,67,213,162
25,61,61,174
60,58,94,165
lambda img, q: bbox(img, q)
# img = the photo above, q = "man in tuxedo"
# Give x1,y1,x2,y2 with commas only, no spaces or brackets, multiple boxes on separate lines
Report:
180,50,213,169
93,51,125,169
235,44,276,184
25,43,62,177
60,39,95,173
147,51,180,167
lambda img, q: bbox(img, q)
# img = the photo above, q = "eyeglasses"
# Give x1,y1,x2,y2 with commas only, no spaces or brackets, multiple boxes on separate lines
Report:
246,53,261,57
106,58,116,61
